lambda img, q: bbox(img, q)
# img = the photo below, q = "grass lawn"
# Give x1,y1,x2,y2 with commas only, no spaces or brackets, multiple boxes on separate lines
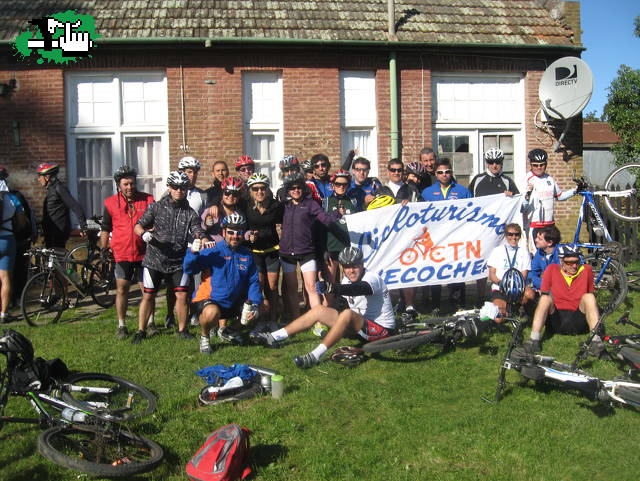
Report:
1,287,639,481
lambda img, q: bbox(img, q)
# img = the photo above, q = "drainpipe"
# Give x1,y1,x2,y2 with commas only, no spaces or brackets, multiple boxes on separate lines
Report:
388,0,400,159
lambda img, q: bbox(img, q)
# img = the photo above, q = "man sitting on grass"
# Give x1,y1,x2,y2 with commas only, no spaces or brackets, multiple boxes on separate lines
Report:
251,246,396,368
520,245,600,354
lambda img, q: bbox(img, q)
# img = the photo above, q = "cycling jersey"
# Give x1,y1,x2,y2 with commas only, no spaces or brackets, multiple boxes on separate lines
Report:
186,187,207,215
486,244,531,291
323,194,357,253
339,270,395,329
421,181,471,201
184,240,262,308
524,172,575,228
137,195,204,273
468,171,519,197
102,191,154,263
311,177,333,199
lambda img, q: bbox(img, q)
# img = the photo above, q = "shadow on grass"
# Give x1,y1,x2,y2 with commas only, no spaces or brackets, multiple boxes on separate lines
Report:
249,443,288,473
5,464,51,481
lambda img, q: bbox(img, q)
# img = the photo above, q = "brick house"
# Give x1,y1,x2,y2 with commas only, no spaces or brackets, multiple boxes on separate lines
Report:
0,0,585,240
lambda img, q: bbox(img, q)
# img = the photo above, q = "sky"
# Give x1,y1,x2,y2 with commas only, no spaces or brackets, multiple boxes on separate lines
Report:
581,0,640,117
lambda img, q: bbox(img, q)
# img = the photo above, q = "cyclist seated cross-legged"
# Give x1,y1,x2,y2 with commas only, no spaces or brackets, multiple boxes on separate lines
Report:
183,212,263,355
131,171,208,345
518,245,601,355
100,165,155,340
251,247,396,369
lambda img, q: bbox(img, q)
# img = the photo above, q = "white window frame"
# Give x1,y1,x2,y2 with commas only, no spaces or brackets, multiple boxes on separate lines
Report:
340,71,378,177
432,73,526,189
242,71,283,188
65,72,169,217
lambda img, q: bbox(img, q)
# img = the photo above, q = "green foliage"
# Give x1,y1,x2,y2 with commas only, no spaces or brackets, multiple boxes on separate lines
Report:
0,293,639,480
603,64,640,165
635,15,640,37
583,110,602,122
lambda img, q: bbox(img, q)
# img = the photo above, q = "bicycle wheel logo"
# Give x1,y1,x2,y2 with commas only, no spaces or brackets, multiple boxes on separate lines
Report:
399,227,434,265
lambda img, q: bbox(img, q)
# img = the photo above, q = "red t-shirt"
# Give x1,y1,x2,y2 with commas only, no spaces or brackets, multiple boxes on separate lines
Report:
540,263,594,311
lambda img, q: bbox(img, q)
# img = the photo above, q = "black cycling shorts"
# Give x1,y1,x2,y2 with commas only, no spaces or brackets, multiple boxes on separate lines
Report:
115,261,143,283
193,299,243,320
142,267,191,294
252,250,280,274
547,309,589,335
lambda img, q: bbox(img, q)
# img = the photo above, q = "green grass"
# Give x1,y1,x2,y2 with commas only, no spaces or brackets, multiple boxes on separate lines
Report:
1,289,639,481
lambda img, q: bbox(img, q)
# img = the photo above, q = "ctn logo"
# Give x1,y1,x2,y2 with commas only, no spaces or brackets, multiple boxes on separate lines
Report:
13,10,99,65
555,65,577,81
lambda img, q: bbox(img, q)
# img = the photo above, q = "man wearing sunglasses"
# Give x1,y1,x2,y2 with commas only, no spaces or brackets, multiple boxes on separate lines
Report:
520,245,600,354
347,157,381,210
421,159,471,312
184,212,262,355
309,153,333,199
131,171,207,345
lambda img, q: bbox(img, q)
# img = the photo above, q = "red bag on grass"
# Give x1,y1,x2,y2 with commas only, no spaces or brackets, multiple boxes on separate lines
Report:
186,423,252,481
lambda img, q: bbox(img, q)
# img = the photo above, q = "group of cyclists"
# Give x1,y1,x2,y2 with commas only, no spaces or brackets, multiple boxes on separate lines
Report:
0,145,603,367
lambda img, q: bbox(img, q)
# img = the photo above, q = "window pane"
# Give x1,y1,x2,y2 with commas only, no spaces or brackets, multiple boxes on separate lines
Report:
249,133,275,161
342,129,371,159
125,136,164,198
76,138,113,217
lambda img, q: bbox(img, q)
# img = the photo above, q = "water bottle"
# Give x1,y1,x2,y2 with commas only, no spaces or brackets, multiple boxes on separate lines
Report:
61,407,87,423
66,267,80,283
240,301,254,326
271,375,284,399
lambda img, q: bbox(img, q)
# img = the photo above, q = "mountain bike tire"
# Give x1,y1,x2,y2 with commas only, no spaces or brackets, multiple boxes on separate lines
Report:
21,271,67,326
38,425,163,477
362,328,442,354
61,372,156,422
603,163,640,222
585,256,628,315
88,260,116,308
616,385,640,406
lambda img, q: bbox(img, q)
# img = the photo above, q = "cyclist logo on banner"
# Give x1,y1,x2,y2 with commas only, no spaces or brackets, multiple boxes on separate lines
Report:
345,194,524,290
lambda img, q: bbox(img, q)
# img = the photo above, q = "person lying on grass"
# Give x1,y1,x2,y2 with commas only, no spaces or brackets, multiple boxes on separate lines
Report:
250,246,396,368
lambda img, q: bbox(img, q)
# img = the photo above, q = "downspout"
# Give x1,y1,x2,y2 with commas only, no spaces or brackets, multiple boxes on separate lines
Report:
388,0,400,159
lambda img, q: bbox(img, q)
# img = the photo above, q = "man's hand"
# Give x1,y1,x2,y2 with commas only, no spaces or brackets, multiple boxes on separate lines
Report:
191,238,202,253
315,281,333,295
141,231,153,243
503,191,514,197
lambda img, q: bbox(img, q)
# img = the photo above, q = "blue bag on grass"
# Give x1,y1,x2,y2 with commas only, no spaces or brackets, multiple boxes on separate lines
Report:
195,364,257,387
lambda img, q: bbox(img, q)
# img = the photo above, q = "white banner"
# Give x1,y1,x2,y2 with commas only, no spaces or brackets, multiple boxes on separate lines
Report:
344,194,523,290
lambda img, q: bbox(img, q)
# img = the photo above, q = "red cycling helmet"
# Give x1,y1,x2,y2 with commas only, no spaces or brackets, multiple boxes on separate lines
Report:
235,155,255,170
221,176,244,192
37,163,60,176
330,169,351,183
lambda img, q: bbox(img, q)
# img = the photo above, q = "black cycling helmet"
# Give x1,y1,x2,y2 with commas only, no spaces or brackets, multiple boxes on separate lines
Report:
222,212,247,230
166,171,190,188
338,246,364,266
528,149,548,164
0,329,34,363
283,172,305,189
558,244,581,259
113,165,137,185
499,268,526,304
405,162,427,178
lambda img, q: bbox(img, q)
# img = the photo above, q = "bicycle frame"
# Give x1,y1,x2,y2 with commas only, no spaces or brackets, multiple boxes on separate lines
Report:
41,252,90,298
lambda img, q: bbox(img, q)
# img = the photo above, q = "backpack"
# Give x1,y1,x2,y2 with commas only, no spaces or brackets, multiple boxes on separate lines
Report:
186,424,252,481
0,192,30,241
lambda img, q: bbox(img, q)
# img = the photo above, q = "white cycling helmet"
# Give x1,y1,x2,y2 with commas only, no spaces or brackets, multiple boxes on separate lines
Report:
246,173,270,188
166,171,190,188
222,212,247,230
178,156,201,171
484,148,504,163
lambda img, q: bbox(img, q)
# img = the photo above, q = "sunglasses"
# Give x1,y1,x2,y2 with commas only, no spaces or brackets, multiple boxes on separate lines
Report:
389,168,403,173
223,190,240,197
288,185,303,191
226,229,245,236
530,162,546,168
171,186,187,191
333,182,349,187
314,163,328,168
486,160,503,165
250,186,267,192
562,259,579,266
506,232,521,237
353,167,369,172
238,166,254,172
436,169,452,175
341,263,360,269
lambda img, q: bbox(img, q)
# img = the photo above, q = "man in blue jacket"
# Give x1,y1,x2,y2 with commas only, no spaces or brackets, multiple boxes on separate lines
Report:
184,212,263,354
527,225,562,292
421,159,471,312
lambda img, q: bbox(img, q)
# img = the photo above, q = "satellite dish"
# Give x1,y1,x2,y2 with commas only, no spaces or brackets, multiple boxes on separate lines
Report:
539,57,594,119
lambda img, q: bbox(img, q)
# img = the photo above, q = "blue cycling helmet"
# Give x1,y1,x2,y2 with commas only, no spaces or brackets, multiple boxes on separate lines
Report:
499,268,525,304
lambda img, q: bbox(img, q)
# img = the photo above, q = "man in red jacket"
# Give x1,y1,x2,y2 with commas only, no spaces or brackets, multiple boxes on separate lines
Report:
100,166,155,340
521,245,600,354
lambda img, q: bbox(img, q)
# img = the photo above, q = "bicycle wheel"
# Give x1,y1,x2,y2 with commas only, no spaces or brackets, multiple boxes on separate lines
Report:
363,328,442,354
88,260,116,308
616,385,640,406
21,271,67,326
61,372,156,422
585,256,628,315
603,163,640,221
38,425,163,477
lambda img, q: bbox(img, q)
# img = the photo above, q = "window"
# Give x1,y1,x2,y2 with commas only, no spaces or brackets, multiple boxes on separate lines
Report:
243,72,283,187
66,72,168,217
432,75,525,187
340,71,378,176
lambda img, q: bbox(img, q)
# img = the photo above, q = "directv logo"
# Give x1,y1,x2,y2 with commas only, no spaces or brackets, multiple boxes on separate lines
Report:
555,65,578,86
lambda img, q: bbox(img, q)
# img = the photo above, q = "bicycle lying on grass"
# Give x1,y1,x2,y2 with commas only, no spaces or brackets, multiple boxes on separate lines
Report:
0,329,163,476
598,313,640,378
21,247,115,326
491,318,640,409
362,310,494,357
